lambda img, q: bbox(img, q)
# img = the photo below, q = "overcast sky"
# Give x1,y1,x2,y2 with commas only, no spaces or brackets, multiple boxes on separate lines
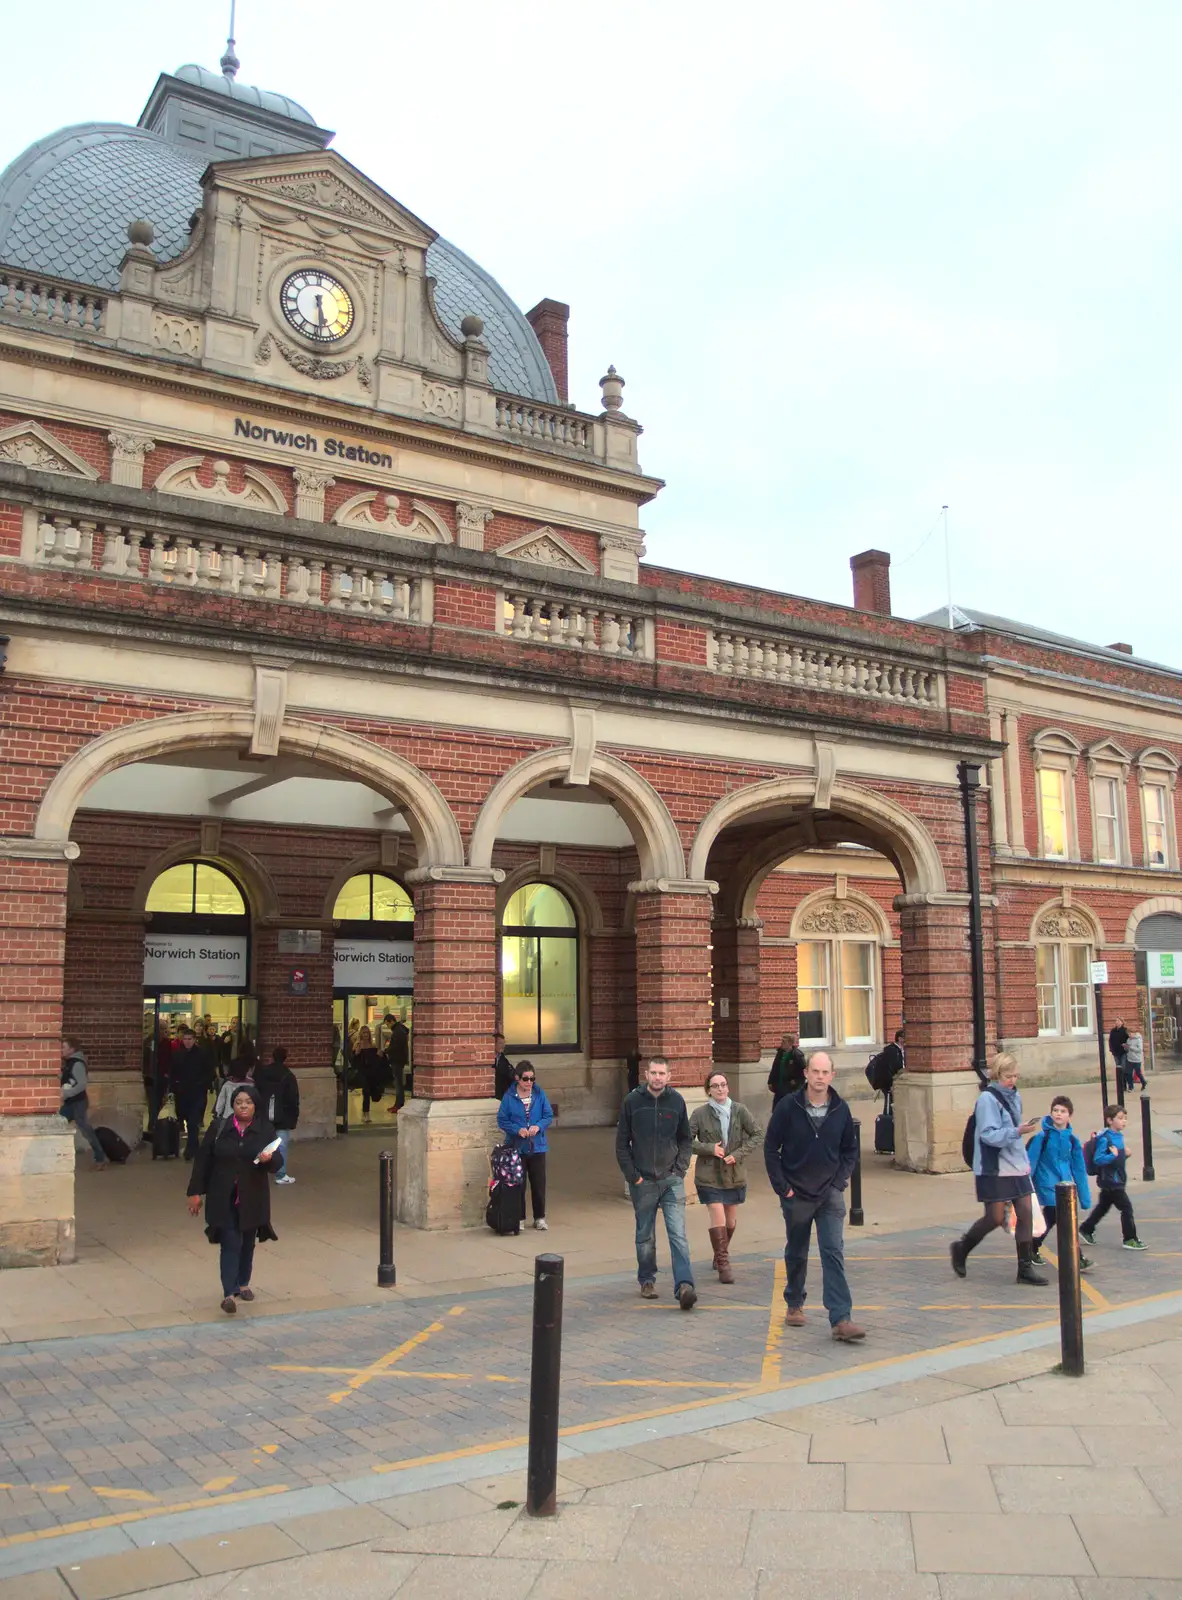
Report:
2,3,1178,663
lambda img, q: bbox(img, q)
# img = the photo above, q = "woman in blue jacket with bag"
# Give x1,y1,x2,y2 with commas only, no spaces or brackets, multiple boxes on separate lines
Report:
1025,1094,1093,1271
497,1060,554,1230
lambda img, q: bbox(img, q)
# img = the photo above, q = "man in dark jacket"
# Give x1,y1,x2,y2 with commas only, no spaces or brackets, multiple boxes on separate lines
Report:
615,1058,697,1309
1108,1018,1129,1086
764,1052,865,1342
767,1033,806,1104
492,1032,517,1100
170,1028,215,1160
253,1048,300,1184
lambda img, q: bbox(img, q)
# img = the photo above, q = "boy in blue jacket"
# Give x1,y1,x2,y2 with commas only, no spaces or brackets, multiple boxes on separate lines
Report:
1080,1105,1146,1251
1026,1095,1092,1271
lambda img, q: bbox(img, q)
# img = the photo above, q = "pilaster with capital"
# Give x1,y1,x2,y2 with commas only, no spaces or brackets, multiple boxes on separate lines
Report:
293,467,335,522
107,432,156,489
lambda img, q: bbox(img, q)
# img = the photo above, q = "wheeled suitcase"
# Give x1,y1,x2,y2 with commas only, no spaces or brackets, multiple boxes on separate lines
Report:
95,1126,131,1164
152,1116,180,1160
874,1112,895,1154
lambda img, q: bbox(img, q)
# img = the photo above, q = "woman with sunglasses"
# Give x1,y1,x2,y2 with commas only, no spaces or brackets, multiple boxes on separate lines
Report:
496,1060,554,1230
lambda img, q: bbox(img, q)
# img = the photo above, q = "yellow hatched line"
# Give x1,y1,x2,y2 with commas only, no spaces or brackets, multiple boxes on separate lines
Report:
760,1258,788,1387
1040,1247,1111,1309
327,1305,465,1404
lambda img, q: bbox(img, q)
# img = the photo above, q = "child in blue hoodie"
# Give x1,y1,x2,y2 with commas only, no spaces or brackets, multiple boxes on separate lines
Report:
1025,1095,1092,1271
1080,1106,1146,1251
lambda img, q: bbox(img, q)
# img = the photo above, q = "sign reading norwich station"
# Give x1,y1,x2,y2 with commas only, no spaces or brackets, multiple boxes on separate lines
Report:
333,939,414,991
143,934,248,990
233,415,393,468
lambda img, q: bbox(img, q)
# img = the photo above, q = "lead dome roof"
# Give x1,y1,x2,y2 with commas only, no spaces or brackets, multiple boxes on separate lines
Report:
0,65,558,404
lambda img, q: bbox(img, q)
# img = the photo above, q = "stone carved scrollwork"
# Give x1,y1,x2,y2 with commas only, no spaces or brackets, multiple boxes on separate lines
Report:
798,902,877,936
1036,911,1093,940
108,431,156,489
0,420,98,479
271,335,360,383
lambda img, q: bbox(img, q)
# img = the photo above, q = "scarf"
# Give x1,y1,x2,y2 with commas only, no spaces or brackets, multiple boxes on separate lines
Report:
715,1097,733,1145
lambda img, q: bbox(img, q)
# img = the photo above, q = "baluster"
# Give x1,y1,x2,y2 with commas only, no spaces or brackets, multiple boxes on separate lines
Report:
239,547,261,598
716,632,733,672
172,535,193,584
556,605,576,646
751,638,768,678
580,608,599,650
511,594,531,639
48,288,66,327
901,667,916,700
17,279,33,318
601,612,621,654
327,563,347,608
306,560,325,606
146,533,168,581
732,636,748,676
260,552,280,600
99,525,124,576
284,559,307,603
345,565,365,612
64,293,82,331
886,665,902,697
196,540,218,589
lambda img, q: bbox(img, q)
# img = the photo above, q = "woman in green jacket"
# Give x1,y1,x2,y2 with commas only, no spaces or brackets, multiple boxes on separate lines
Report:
690,1070,762,1284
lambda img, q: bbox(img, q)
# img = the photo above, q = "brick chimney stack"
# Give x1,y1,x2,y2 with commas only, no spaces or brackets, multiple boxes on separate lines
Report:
1107,642,1133,654
850,549,892,616
526,299,570,403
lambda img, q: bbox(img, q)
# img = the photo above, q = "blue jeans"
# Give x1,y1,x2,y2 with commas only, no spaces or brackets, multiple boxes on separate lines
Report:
630,1174,694,1290
62,1096,106,1165
219,1217,256,1299
276,1128,291,1174
781,1188,852,1327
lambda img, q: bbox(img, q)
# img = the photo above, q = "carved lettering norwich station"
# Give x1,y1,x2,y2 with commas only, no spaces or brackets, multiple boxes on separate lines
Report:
233,416,393,468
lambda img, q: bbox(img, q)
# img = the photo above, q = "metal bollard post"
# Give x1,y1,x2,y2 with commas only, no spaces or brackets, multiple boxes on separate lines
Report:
1141,1095,1156,1183
849,1119,864,1227
1115,1057,1126,1108
1055,1181,1084,1377
378,1149,396,1288
526,1253,565,1517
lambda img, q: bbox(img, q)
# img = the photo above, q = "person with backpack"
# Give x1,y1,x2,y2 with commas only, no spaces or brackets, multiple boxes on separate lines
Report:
186,1083,279,1314
253,1047,300,1184
497,1060,553,1230
951,1052,1046,1285
767,1033,806,1105
1025,1094,1093,1271
60,1036,109,1171
1080,1105,1147,1251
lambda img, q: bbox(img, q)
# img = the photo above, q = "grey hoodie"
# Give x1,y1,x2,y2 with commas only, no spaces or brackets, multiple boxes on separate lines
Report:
61,1049,89,1102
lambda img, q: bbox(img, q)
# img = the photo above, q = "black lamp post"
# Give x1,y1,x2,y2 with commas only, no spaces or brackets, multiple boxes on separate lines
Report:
958,761,989,1086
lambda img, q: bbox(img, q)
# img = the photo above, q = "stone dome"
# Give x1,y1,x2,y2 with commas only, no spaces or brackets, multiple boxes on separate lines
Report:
0,74,558,404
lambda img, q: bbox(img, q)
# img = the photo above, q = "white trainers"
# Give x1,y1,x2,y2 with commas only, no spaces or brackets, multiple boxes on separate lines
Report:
534,1218,548,1230
275,1175,295,1185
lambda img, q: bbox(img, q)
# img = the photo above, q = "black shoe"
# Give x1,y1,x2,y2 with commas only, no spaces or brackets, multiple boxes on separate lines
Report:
1030,1249,1046,1266
950,1240,967,1279
1016,1243,1048,1285
677,1283,698,1311
1079,1229,1096,1247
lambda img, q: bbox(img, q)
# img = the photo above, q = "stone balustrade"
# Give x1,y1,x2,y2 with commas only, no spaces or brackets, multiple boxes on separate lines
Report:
27,515,432,623
497,590,654,658
495,396,592,452
0,271,105,335
708,630,942,707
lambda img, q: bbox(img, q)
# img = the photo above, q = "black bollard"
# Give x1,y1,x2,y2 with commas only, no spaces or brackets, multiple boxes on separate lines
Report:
1055,1181,1084,1377
526,1253,565,1517
849,1119,864,1227
1142,1095,1156,1183
378,1149,396,1287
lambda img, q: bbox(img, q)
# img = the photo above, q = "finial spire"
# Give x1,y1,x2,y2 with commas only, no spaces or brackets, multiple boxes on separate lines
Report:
220,0,240,79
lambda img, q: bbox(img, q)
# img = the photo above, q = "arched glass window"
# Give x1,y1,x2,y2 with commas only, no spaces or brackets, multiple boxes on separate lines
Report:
146,861,246,916
333,873,415,923
501,882,578,1049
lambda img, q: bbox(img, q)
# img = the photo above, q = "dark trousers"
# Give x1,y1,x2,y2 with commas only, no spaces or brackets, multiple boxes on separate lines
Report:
781,1188,852,1327
62,1096,106,1164
1083,1187,1137,1241
218,1216,256,1299
176,1092,206,1159
523,1153,546,1220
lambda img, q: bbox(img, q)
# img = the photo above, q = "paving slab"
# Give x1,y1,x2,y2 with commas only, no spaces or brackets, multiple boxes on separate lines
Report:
55,1545,196,1600
390,1553,543,1599
809,1419,949,1464
991,1464,1162,1516
616,1506,751,1566
746,1509,916,1571
369,1507,517,1556
846,1463,1000,1513
277,1501,397,1552
0,1570,71,1599
912,1512,1093,1575
936,1579,1083,1600
171,1524,304,1577
495,1504,633,1562
692,1460,845,1510
756,1578,939,1600
943,1425,1091,1466
1075,1515,1182,1578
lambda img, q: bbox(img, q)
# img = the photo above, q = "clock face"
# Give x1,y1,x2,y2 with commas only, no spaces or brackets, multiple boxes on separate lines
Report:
280,270,354,342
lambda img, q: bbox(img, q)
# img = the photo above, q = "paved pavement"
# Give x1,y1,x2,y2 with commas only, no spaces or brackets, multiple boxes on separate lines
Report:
2,1180,1181,1560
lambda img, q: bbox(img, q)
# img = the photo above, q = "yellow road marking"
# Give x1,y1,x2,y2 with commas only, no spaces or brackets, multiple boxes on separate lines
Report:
1040,1248,1111,1309
760,1258,788,1387
0,1483,71,1495
327,1311,462,1404
91,1487,157,1503
259,1445,278,1455
587,1378,747,1390
201,1476,237,1492
0,1485,288,1550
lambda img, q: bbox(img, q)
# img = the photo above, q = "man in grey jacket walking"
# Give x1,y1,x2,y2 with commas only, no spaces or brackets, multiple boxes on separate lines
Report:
61,1036,108,1169
615,1058,697,1309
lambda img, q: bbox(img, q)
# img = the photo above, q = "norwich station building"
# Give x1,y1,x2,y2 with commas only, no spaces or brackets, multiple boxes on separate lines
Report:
1,49,1180,1265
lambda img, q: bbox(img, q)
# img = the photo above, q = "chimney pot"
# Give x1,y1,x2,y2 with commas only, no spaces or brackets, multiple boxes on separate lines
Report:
1108,641,1133,654
526,298,570,404
850,549,892,616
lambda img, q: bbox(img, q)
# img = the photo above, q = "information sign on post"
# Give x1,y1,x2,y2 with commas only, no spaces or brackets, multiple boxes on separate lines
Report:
1092,962,1110,1112
1090,961,1109,985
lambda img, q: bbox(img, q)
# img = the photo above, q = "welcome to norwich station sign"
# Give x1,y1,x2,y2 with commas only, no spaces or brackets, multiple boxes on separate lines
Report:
233,416,393,468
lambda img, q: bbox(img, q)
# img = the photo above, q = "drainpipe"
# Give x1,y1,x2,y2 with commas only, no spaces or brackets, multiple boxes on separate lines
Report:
958,761,989,1086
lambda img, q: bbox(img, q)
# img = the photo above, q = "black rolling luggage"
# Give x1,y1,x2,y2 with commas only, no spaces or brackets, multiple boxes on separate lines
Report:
485,1145,525,1235
152,1115,180,1159
873,1087,895,1154
95,1127,131,1164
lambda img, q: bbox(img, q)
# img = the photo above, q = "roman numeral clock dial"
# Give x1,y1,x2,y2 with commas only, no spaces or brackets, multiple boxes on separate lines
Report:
280,270,354,342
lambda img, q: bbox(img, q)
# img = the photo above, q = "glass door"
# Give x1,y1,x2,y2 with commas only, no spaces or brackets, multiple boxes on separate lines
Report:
334,993,413,1132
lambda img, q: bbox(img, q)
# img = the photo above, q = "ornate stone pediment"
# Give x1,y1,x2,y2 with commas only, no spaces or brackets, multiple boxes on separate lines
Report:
222,153,436,248
333,493,451,543
798,900,877,936
1036,910,1094,940
155,456,288,515
498,527,596,575
0,421,99,480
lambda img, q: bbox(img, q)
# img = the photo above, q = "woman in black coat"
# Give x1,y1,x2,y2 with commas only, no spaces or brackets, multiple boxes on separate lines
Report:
186,1084,278,1314
353,1026,388,1124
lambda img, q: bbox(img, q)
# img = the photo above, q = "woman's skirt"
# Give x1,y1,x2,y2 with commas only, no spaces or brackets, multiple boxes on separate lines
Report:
975,1173,1034,1203
696,1183,747,1206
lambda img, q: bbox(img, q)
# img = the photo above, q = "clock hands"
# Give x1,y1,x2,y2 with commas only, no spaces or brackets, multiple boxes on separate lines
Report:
313,292,328,331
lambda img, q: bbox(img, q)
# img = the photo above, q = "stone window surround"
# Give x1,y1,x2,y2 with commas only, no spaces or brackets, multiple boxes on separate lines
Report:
1136,747,1180,871
1032,904,1099,1038
1086,737,1132,868
788,891,888,1050
1031,728,1082,863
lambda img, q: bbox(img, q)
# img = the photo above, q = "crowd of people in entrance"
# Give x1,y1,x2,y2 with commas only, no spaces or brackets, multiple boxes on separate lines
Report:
334,1013,411,1122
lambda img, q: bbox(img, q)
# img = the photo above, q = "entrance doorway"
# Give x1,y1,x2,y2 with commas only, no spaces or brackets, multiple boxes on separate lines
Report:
143,994,259,1122
331,872,415,1130
333,995,413,1130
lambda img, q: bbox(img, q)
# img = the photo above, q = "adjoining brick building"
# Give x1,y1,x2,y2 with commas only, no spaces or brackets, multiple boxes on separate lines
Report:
1,51,1179,1265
